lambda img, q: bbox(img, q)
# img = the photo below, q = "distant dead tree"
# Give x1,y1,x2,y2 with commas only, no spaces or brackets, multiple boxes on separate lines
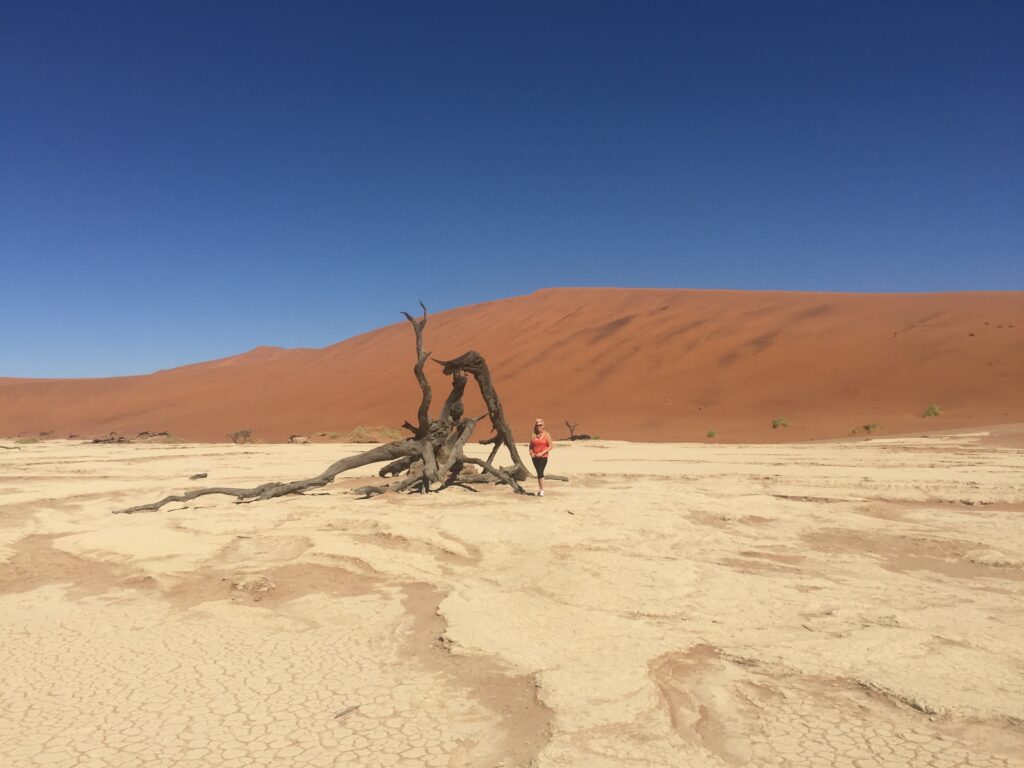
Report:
565,420,592,441
114,304,564,515
229,429,253,444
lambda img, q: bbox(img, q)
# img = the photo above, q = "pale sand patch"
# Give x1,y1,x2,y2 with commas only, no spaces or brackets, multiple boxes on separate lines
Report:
0,436,1022,767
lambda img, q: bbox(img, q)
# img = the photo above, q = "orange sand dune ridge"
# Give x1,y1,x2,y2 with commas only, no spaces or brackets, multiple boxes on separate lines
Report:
1,288,1021,443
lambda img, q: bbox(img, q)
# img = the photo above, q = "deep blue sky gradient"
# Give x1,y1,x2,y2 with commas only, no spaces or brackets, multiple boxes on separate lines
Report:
2,1,1022,376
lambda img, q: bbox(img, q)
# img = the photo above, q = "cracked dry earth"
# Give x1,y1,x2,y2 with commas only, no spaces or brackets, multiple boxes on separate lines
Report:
1,432,1023,767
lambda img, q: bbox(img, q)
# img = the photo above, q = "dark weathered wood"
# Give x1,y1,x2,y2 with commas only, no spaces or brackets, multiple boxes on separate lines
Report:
463,458,527,494
439,370,467,428
436,351,531,479
436,415,483,479
379,455,415,477
114,440,422,514
401,303,432,439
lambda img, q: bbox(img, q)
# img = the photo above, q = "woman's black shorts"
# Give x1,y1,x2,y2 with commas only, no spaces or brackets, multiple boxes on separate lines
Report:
532,456,548,478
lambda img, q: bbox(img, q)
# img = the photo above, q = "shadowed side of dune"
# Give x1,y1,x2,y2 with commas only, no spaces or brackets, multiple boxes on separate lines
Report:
1,288,1022,442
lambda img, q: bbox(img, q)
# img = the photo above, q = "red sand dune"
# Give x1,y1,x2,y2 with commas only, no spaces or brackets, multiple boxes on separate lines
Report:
1,288,1022,443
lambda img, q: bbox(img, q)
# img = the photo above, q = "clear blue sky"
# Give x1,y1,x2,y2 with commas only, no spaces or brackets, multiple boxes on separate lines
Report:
2,1,1022,377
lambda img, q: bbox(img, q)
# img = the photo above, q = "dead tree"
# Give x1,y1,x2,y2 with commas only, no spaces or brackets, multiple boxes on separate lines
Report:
565,420,592,441
114,305,557,515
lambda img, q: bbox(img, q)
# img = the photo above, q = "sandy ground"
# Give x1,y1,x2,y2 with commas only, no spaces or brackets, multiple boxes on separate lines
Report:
1,434,1022,767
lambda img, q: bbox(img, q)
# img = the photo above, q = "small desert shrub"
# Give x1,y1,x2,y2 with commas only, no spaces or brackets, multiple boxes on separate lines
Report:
706,430,717,438
852,423,882,436
346,426,377,443
346,425,402,443
14,437,39,444
229,429,253,444
922,404,942,418
771,418,789,429
313,426,402,444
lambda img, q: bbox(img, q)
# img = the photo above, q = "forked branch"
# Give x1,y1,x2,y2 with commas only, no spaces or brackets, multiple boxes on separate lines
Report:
401,302,432,439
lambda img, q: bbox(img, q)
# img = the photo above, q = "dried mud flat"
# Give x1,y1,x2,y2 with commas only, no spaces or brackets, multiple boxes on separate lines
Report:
1,433,1022,767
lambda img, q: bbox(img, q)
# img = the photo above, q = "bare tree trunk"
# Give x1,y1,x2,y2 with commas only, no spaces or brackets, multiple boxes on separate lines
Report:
401,303,432,439
435,352,531,480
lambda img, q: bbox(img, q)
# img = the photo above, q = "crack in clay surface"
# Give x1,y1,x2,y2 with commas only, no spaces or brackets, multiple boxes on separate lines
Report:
1,583,545,768
1,435,1023,766
652,645,1021,767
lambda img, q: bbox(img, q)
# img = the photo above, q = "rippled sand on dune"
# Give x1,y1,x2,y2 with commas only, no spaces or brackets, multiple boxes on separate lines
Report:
1,433,1022,767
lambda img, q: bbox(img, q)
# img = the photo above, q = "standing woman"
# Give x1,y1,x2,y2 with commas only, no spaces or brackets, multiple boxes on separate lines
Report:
529,418,552,497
